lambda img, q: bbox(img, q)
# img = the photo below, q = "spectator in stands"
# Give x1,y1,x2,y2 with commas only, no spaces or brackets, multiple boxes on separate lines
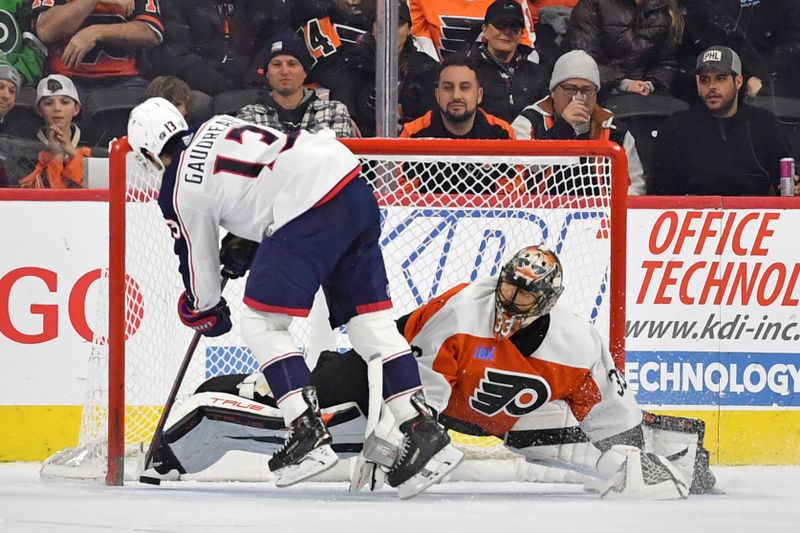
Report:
0,0,47,86
675,0,800,100
289,0,374,115
236,32,354,137
528,1,579,73
18,74,90,189
401,55,515,140
0,61,20,135
400,55,523,195
649,46,795,196
145,76,193,118
32,0,163,98
563,0,684,100
458,0,547,124
511,50,646,195
342,1,438,137
147,0,289,96
0,62,20,187
409,0,536,61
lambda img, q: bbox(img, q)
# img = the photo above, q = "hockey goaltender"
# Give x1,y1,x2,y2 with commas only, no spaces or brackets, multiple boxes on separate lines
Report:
143,244,716,499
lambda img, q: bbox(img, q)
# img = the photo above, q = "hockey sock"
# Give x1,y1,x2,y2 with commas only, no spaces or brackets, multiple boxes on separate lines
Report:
382,350,425,423
262,353,312,425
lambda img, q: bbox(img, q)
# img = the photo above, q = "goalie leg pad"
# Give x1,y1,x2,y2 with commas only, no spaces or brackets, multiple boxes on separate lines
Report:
642,411,716,494
596,445,689,500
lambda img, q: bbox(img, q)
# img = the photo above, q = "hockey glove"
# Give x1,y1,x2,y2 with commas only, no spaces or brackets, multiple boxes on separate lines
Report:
595,445,689,500
177,292,232,337
219,233,260,279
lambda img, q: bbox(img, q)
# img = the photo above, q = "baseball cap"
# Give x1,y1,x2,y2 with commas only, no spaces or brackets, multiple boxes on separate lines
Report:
484,0,525,29
0,62,22,91
694,46,742,76
265,31,313,73
398,1,411,25
36,74,81,105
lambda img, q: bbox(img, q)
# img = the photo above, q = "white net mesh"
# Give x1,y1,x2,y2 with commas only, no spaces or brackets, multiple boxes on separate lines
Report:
41,139,622,482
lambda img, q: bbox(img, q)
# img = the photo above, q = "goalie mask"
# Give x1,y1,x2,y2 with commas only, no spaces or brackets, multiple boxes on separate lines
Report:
127,97,188,174
493,245,565,339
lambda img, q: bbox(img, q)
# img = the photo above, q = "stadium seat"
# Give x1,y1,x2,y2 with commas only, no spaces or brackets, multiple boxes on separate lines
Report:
212,89,261,117
4,86,43,140
83,87,146,148
749,96,800,162
189,90,213,124
602,94,690,178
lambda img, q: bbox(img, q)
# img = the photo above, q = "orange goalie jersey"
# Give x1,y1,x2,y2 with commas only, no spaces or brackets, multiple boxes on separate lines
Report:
409,0,534,59
400,277,641,441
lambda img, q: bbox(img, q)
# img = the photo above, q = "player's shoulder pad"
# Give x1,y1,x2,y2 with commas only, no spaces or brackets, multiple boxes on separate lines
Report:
534,304,604,368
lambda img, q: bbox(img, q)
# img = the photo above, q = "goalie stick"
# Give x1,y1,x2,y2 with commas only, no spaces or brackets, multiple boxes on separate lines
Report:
349,354,396,492
140,275,230,485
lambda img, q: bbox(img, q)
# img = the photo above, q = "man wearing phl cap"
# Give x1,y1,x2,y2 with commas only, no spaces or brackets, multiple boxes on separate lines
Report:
650,45,798,196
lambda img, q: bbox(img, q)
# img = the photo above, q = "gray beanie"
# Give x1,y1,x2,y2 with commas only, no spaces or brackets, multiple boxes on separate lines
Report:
549,50,601,91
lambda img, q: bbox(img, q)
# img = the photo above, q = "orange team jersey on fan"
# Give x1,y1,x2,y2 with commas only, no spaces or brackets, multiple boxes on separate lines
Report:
409,0,534,59
401,278,641,440
31,0,164,79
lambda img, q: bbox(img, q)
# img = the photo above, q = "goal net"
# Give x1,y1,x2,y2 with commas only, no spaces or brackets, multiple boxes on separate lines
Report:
40,137,627,485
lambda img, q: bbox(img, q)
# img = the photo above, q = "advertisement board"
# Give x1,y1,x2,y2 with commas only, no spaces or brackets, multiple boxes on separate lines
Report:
1,193,798,463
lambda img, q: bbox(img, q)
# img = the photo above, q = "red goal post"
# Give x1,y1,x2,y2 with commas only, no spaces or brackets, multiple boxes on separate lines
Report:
68,137,628,485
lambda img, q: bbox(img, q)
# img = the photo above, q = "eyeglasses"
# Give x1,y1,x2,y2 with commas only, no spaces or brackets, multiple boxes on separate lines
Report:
558,84,597,97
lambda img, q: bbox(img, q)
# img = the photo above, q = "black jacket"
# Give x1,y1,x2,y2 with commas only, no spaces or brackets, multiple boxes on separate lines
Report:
563,0,679,96
400,109,515,194
342,36,438,137
146,0,289,95
676,0,800,98
649,103,788,196
459,42,548,124
290,0,371,112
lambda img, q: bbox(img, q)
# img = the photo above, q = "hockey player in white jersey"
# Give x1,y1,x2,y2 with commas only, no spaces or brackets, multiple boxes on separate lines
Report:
126,97,464,497
145,245,713,499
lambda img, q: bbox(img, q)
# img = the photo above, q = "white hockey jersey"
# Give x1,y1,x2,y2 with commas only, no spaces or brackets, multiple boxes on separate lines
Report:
158,115,360,310
400,277,642,442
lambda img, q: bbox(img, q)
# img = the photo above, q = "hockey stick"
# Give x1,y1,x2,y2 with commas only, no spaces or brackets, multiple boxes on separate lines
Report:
349,354,388,492
140,275,230,485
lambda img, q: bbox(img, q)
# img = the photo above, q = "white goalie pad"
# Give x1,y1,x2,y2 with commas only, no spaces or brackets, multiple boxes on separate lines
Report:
143,391,368,481
502,403,708,493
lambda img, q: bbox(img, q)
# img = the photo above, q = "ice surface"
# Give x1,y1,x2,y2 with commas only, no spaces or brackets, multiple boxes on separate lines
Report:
1,463,799,533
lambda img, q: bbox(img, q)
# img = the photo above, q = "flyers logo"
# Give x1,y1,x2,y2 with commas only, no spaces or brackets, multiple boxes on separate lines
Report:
438,16,483,57
469,368,551,417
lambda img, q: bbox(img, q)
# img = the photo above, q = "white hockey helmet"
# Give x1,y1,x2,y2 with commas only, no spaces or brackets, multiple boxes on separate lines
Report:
493,245,565,339
127,97,188,173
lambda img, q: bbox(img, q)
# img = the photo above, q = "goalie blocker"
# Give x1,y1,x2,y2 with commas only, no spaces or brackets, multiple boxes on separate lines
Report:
143,350,715,497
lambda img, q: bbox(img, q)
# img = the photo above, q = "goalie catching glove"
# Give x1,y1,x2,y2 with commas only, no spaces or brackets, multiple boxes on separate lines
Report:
595,445,689,500
178,292,232,337
219,233,260,279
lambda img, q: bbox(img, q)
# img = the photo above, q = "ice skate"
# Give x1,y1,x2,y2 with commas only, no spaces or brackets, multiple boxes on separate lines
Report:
387,392,464,499
268,386,338,487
